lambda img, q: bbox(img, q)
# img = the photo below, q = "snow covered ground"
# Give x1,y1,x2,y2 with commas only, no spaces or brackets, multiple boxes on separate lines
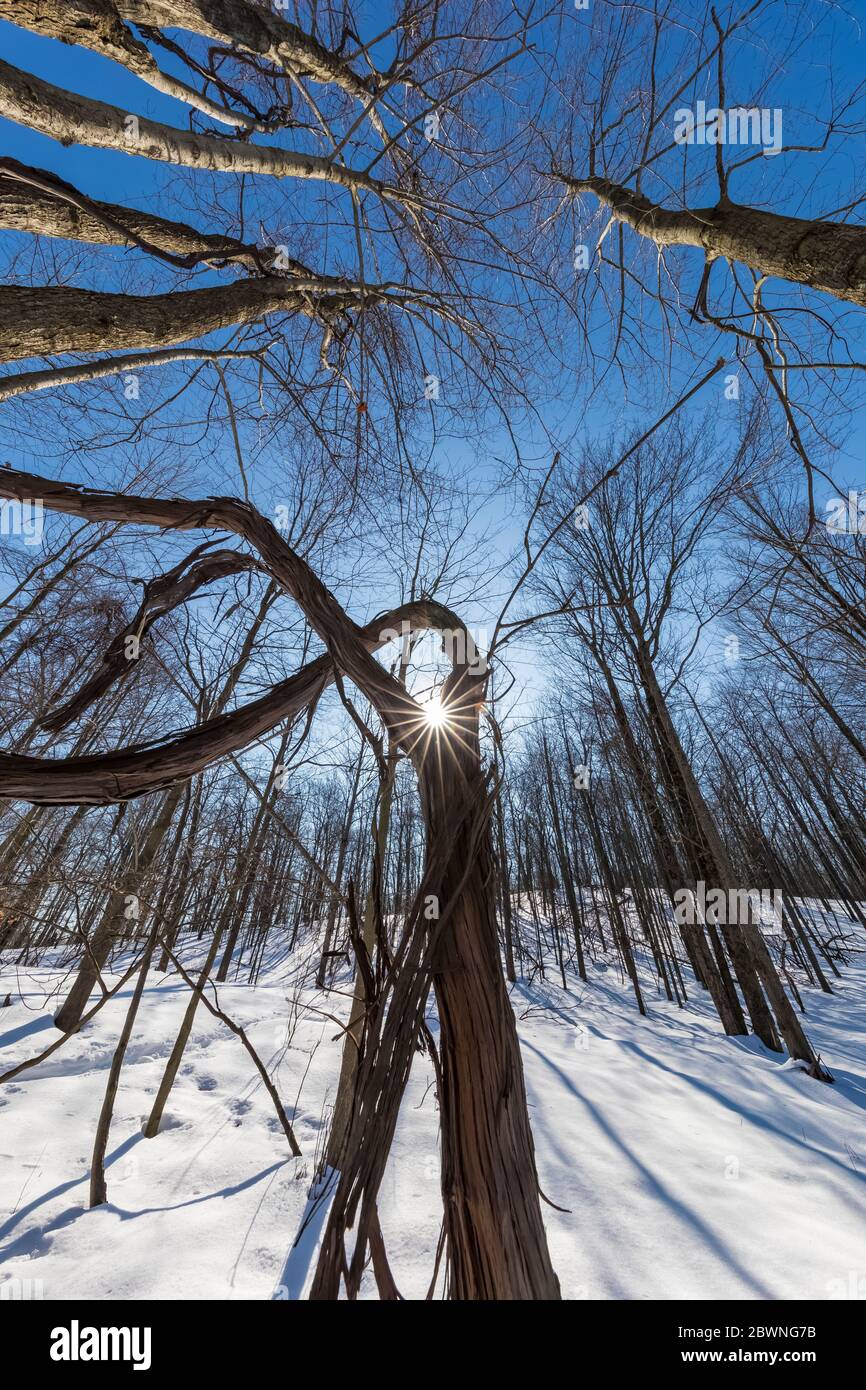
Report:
2,909,865,1301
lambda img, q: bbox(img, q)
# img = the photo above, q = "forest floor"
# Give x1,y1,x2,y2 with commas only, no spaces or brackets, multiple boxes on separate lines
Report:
1,904,865,1301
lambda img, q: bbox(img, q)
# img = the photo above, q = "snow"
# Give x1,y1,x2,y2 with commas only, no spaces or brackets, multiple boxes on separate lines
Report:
2,907,865,1301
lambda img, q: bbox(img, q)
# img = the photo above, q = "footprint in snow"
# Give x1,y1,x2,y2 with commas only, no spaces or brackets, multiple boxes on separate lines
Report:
229,1097,252,1125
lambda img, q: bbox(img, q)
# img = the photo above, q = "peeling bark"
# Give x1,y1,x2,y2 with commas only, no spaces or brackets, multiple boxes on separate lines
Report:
421,678,562,1298
39,547,263,732
313,668,562,1300
0,471,473,802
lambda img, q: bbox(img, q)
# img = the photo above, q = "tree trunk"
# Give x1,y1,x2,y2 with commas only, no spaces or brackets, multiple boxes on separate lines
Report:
54,782,184,1032
312,672,561,1300
634,639,822,1069
90,925,157,1206
143,921,224,1137
418,682,561,1299
563,175,866,309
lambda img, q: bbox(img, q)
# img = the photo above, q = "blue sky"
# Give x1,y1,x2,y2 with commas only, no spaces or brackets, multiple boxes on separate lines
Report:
1,1,865,727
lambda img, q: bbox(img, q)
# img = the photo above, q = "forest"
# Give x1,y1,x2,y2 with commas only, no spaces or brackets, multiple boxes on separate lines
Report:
0,0,864,1308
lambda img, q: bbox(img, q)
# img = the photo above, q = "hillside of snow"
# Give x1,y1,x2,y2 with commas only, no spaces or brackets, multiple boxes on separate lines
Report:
2,906,865,1301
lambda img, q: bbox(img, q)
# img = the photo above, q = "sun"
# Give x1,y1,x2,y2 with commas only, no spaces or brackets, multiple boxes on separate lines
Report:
423,695,449,729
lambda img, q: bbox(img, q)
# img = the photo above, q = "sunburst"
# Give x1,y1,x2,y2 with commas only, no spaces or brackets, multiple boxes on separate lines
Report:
422,694,450,730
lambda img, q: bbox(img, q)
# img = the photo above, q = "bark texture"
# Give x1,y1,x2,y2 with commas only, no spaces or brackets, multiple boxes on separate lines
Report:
0,471,478,801
563,175,866,308
421,675,562,1298
0,158,270,268
0,280,353,363
0,58,404,199
0,0,262,127
115,0,383,112
39,548,262,732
